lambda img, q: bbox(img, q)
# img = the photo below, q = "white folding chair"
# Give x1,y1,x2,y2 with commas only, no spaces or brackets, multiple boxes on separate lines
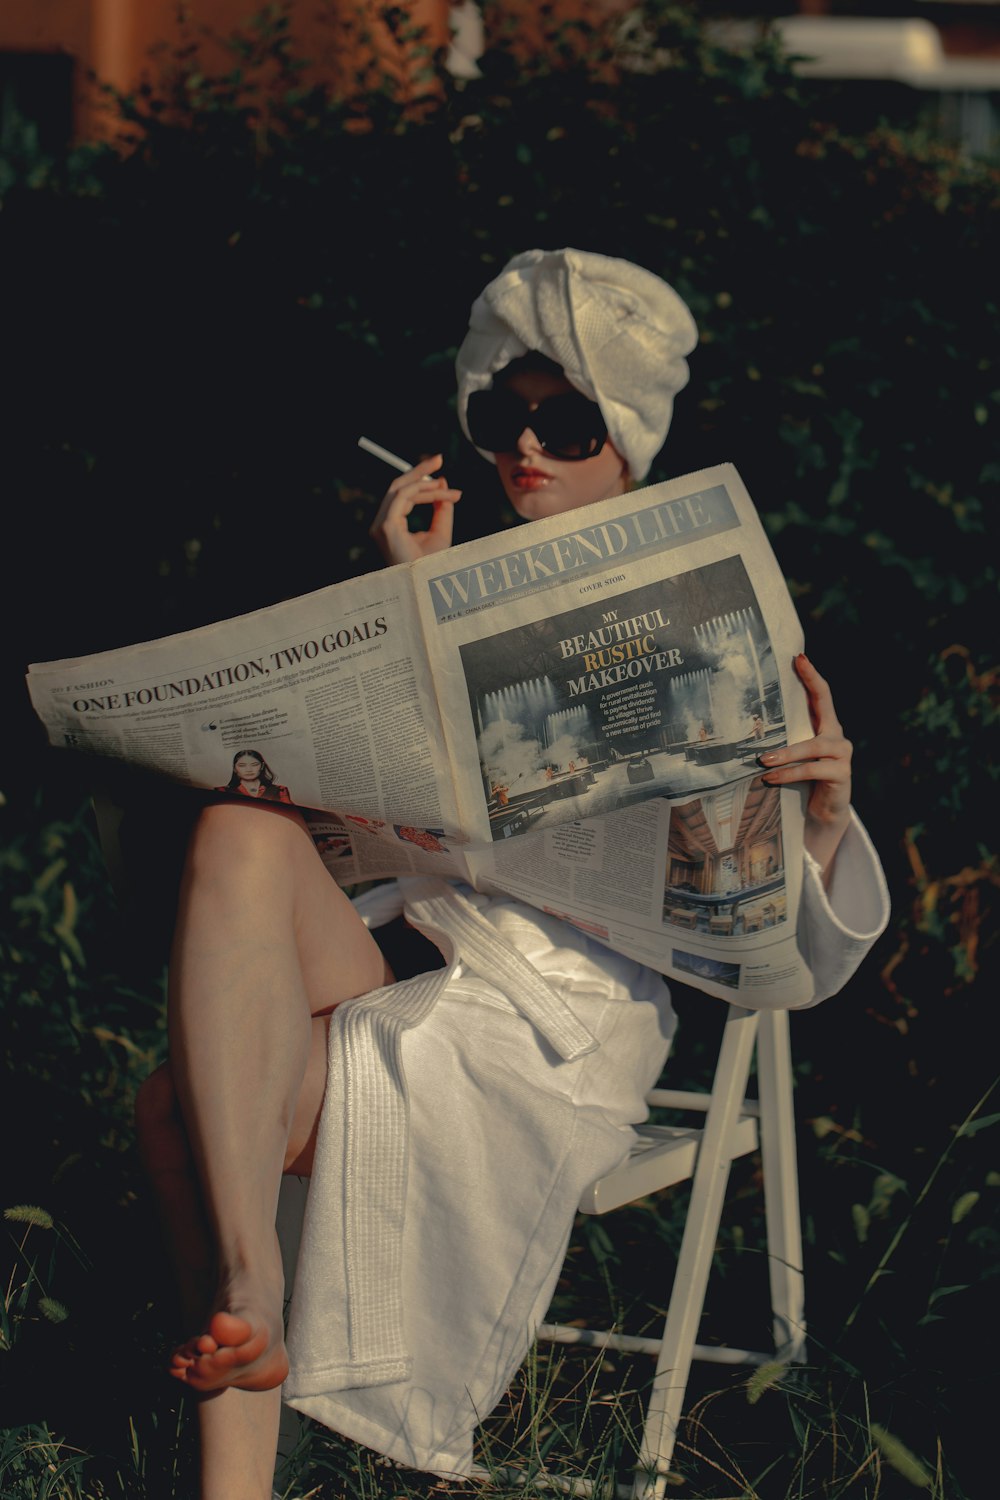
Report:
475,1003,806,1499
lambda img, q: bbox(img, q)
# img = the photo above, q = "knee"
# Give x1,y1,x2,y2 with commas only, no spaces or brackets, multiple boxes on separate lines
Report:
184,799,306,886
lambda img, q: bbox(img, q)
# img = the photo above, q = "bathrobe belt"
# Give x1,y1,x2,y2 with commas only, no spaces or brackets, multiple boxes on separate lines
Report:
403,879,599,1061
322,878,599,1385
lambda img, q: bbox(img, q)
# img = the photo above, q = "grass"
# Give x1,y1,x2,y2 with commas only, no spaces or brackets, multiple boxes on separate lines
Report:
4,1346,952,1498
1,784,994,1499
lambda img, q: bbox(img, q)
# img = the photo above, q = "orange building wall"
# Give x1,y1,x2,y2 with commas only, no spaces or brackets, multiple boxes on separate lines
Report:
0,0,454,139
0,0,92,58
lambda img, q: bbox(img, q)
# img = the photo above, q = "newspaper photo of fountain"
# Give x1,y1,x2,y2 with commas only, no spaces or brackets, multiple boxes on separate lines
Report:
458,556,787,839
663,777,787,938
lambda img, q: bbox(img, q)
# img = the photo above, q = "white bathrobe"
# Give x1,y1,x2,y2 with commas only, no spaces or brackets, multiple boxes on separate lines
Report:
283,811,889,1476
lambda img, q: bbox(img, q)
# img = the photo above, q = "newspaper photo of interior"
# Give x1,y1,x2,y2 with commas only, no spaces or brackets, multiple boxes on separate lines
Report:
663,778,787,938
458,557,787,840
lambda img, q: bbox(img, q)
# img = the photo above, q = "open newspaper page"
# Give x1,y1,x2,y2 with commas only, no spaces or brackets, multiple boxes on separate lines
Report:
28,462,819,1001
26,570,471,885
409,463,817,1006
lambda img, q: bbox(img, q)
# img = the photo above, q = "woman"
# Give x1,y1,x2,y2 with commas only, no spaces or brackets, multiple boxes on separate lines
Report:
136,250,889,1498
217,749,292,804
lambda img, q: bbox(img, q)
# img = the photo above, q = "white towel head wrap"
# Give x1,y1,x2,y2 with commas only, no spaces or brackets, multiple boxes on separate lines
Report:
456,248,698,482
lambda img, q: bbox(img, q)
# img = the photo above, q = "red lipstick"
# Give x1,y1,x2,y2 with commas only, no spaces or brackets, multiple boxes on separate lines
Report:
512,466,551,490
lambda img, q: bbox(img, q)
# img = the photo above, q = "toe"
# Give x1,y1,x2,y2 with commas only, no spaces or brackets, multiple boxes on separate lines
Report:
207,1310,254,1347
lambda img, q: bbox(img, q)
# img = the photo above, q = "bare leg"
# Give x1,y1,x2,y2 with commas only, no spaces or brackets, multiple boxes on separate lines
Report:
135,1062,213,1331
137,1012,334,1500
150,799,388,1497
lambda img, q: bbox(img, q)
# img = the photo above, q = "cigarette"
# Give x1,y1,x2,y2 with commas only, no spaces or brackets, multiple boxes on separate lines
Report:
358,436,412,473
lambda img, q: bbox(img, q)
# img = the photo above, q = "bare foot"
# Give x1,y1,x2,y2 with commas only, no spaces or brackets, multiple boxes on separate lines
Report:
170,1266,288,1393
171,1307,288,1392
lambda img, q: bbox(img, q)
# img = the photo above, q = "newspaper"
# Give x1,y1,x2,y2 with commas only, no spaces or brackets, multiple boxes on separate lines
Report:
27,463,816,1005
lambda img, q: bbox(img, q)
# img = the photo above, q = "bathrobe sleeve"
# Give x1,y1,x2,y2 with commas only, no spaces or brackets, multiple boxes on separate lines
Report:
793,808,891,1008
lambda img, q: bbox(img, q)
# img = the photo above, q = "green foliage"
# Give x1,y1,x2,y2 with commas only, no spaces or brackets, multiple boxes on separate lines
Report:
870,1422,933,1489
4,1206,55,1230
744,1358,789,1405
0,4,997,1496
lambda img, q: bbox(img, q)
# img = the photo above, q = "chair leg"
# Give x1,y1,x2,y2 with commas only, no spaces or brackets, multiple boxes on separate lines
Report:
631,1005,760,1500
755,1009,806,1361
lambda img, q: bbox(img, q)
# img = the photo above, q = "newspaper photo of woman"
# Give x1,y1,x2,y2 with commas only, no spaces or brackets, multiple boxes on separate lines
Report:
217,749,292,804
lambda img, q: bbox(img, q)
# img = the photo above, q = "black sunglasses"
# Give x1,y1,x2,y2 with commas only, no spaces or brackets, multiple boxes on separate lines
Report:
466,388,609,462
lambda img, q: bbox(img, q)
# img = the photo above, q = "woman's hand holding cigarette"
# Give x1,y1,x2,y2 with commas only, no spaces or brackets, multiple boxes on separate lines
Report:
369,454,463,566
